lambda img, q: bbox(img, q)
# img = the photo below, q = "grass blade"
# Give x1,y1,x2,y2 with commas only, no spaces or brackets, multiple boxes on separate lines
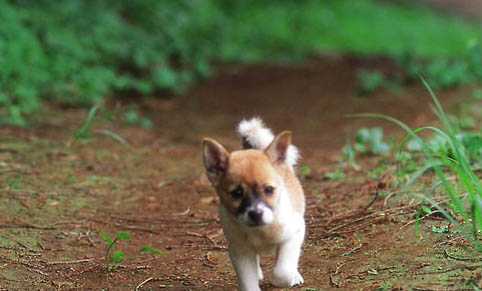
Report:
95,129,130,147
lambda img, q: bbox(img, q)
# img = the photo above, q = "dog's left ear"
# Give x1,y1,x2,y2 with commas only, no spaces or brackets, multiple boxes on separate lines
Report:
265,131,292,164
203,138,230,185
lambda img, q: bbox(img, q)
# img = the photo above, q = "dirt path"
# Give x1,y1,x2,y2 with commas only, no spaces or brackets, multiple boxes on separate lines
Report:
0,57,480,290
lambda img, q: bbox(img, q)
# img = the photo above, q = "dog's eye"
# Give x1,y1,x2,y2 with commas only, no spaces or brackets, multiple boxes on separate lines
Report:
264,186,275,194
230,186,243,199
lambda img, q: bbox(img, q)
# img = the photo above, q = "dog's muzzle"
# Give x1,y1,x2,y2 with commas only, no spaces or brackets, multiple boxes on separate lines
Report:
241,201,274,227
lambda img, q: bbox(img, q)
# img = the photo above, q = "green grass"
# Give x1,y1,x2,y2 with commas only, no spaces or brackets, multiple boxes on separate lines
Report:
352,79,482,251
1,0,481,125
220,0,481,61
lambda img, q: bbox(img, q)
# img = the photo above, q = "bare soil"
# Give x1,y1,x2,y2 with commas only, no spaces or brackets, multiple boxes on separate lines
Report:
1,57,481,290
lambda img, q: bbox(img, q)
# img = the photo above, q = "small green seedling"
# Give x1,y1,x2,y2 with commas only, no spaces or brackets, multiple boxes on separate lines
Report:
100,231,163,271
431,226,449,233
420,205,433,215
355,127,390,155
299,166,311,176
342,143,357,168
339,128,360,170
341,127,391,168
369,164,388,179
70,104,130,147
9,176,22,190
342,127,391,167
73,104,99,142
122,106,153,129
356,69,386,96
324,167,346,180
356,69,401,96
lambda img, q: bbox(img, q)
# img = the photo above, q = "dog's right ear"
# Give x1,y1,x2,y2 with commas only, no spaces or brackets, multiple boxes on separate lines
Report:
265,130,292,165
202,138,230,185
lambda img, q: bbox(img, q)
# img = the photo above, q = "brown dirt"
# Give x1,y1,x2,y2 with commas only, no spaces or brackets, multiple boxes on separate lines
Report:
0,57,481,290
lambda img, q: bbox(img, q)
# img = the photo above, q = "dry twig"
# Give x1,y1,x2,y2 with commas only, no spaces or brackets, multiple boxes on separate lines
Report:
46,258,95,265
136,277,161,291
442,248,482,262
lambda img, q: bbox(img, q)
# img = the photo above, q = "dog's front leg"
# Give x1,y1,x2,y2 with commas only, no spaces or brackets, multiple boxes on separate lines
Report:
228,245,261,291
271,222,305,287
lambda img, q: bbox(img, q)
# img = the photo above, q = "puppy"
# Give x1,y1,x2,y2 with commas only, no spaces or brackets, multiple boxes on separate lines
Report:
202,118,305,291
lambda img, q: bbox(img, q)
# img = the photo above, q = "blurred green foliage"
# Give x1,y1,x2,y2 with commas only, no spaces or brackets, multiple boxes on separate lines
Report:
398,42,482,89
357,70,387,95
1,0,481,125
354,127,391,156
356,42,481,95
1,0,223,125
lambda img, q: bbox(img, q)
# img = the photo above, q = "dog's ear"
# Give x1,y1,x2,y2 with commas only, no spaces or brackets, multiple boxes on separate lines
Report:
203,138,230,185
265,131,292,164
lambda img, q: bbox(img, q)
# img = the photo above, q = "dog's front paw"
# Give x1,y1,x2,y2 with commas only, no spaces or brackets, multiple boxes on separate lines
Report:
271,269,304,287
257,266,264,281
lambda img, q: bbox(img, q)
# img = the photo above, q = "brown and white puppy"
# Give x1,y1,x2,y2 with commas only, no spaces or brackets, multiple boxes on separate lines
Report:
202,118,305,291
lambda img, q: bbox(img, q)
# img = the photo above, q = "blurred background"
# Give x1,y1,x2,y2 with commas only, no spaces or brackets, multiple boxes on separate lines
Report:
0,0,480,126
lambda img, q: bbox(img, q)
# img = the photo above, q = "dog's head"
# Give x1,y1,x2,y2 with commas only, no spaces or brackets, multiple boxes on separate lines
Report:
202,131,292,227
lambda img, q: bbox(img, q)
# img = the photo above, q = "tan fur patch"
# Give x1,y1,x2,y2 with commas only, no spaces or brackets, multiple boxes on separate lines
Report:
273,163,305,214
260,222,283,242
217,150,280,214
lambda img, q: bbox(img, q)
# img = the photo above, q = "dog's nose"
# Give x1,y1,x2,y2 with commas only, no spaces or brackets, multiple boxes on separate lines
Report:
248,210,263,224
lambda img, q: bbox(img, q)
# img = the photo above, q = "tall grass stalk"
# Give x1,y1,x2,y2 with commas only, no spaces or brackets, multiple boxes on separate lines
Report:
351,79,482,251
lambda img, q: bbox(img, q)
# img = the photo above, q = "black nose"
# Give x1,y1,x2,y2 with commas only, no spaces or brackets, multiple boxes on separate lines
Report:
248,210,263,224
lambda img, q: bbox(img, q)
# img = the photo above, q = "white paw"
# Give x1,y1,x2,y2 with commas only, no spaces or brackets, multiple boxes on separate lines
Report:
257,267,264,281
271,269,304,287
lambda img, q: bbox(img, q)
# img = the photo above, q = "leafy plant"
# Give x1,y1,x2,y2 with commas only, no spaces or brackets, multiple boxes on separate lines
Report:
342,142,357,166
356,70,387,95
352,78,482,251
340,127,390,171
324,167,346,180
355,69,401,96
354,127,391,156
431,225,449,233
300,166,311,176
122,106,153,129
100,231,163,271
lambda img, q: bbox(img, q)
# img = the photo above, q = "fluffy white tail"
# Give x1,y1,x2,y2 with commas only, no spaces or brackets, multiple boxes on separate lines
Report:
237,118,299,168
